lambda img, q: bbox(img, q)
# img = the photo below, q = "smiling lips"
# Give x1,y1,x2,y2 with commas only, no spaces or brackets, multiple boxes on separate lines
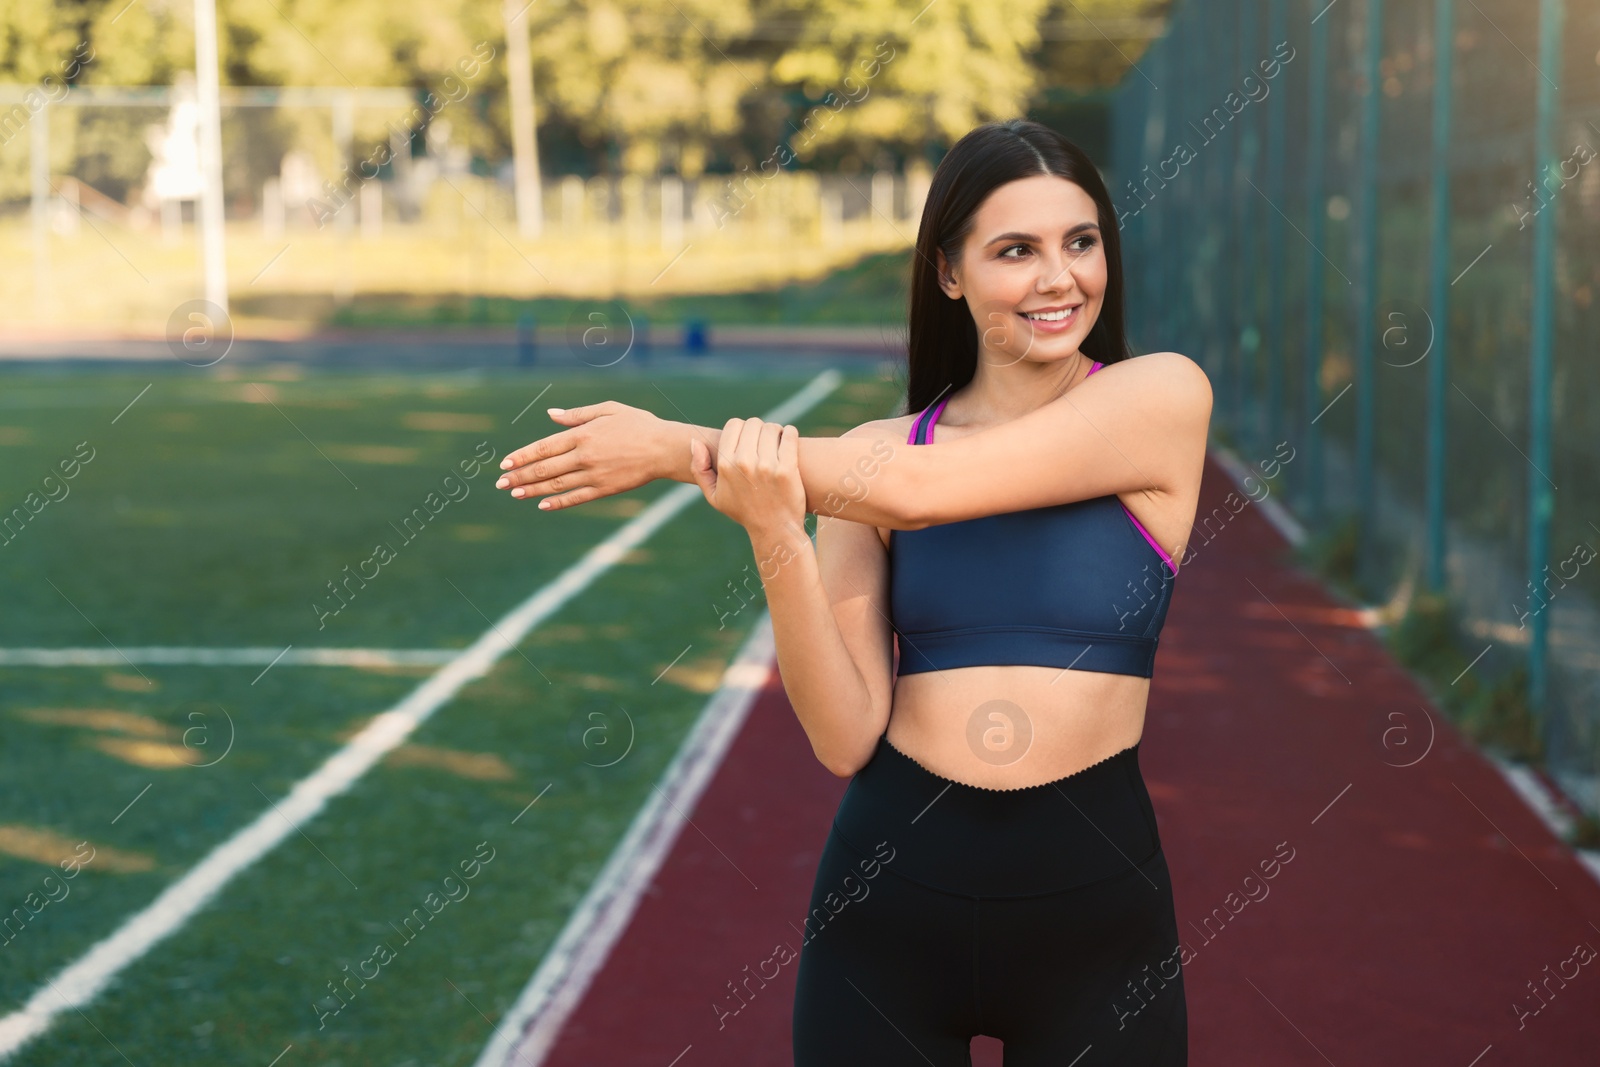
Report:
1018,304,1081,330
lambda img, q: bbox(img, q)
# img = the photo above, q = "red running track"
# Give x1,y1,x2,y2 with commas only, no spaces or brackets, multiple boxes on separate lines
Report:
536,455,1600,1066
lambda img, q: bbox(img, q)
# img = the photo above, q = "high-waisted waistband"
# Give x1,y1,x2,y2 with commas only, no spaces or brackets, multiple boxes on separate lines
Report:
831,732,1161,898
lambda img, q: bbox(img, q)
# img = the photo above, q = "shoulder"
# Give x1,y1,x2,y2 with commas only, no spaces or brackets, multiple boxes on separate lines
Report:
838,413,920,443
823,416,914,548
1091,352,1212,414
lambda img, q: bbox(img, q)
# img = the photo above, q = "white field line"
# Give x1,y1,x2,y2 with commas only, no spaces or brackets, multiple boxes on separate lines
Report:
0,647,459,667
474,613,777,1067
0,368,843,1062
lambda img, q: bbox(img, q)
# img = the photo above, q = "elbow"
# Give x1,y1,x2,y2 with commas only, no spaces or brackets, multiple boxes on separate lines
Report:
883,465,933,531
814,723,882,779
817,742,865,779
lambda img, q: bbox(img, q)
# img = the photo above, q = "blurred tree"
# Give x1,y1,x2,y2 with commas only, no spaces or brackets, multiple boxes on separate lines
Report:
514,0,762,178
760,0,1053,162
0,0,1168,198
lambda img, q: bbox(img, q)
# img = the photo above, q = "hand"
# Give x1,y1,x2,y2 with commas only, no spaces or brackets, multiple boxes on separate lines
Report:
689,417,807,540
496,401,670,510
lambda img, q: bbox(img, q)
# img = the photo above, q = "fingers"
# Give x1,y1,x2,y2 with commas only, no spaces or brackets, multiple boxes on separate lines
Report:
533,485,605,512
720,416,783,474
716,416,744,475
758,419,783,471
498,428,579,475
495,446,586,493
688,435,716,500
498,401,619,471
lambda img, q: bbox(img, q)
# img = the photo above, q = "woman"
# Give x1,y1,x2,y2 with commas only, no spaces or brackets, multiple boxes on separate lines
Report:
494,118,1209,1065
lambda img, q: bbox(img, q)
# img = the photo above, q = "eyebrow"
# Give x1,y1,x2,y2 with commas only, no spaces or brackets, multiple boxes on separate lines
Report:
985,222,1101,245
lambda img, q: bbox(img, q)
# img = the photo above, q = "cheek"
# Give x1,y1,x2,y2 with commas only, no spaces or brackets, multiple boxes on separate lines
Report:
1080,252,1109,294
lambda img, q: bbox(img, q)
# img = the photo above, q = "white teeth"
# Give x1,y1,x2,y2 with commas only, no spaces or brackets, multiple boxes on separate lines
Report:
1023,307,1076,321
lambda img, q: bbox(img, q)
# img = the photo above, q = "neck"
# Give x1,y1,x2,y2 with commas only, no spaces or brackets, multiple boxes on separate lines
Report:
949,348,1093,429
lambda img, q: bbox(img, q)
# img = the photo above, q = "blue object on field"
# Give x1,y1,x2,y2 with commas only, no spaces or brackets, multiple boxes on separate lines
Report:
684,318,708,354
634,314,650,363
517,313,536,366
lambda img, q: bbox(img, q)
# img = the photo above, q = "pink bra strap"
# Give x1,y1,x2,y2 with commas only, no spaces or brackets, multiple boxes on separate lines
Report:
907,395,953,445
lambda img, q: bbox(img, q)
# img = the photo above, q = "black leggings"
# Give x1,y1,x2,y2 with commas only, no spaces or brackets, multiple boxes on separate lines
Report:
792,733,1186,1066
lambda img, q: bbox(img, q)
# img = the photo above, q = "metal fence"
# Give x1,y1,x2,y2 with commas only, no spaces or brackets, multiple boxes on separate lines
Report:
1,82,931,243
1108,0,1600,815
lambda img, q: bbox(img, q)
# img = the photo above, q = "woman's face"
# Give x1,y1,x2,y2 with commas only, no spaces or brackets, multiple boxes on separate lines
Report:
936,174,1106,367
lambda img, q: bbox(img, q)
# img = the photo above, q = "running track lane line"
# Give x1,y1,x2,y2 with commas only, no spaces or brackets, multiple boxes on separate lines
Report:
473,612,778,1067
1212,441,1600,887
0,369,843,1061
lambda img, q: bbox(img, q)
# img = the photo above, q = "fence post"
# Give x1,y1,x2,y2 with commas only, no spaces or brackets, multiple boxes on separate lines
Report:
1139,36,1167,352
1301,0,1330,520
30,99,49,306
1354,0,1384,583
332,90,355,235
1235,0,1261,448
1527,0,1565,725
1172,5,1192,366
1424,0,1456,592
1266,0,1288,451
661,174,683,250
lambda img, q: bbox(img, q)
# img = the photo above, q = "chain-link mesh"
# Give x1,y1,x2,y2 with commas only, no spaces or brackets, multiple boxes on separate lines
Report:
1110,0,1600,815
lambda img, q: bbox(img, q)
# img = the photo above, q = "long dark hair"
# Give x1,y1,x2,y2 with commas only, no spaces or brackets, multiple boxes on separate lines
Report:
904,118,1134,416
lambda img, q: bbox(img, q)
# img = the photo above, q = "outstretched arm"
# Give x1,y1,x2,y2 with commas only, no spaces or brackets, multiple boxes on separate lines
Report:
495,352,1210,528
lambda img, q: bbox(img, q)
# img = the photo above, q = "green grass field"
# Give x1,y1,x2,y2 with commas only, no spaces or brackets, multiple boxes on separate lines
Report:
0,361,901,1065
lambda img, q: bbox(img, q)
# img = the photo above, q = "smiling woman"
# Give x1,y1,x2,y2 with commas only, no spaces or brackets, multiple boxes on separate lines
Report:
492,118,1206,1063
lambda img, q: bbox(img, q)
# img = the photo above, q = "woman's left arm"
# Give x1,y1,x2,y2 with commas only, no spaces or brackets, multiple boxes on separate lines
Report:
498,352,1210,528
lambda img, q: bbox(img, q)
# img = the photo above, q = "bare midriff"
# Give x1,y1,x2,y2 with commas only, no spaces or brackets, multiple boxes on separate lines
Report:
884,665,1149,790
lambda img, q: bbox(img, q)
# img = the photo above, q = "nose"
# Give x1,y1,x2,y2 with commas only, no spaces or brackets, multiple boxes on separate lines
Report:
1036,250,1077,294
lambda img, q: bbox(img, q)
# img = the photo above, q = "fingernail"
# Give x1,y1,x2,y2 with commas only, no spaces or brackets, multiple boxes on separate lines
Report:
548,407,564,416
496,477,508,488
500,458,512,469
513,488,524,497
538,500,551,510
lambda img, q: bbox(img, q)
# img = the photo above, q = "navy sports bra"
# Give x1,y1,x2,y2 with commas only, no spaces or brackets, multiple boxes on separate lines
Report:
888,361,1177,679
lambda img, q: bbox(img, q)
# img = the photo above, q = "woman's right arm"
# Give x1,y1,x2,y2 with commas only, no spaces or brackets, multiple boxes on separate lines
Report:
755,422,897,777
